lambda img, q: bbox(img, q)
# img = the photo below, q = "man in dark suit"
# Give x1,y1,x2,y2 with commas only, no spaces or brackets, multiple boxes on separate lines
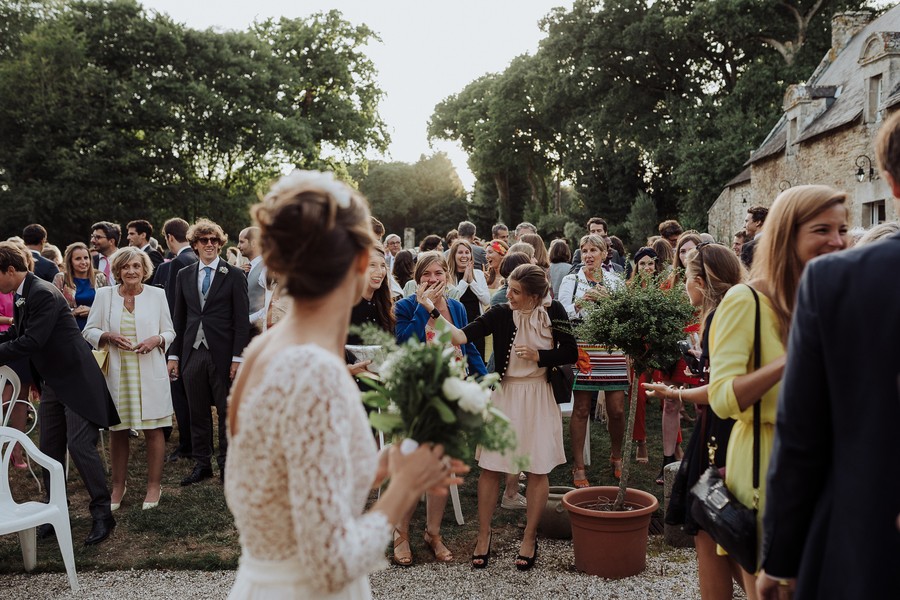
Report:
153,218,197,462
91,221,121,284
0,243,119,545
21,224,60,282
167,219,249,485
739,205,768,268
757,114,900,599
126,219,165,271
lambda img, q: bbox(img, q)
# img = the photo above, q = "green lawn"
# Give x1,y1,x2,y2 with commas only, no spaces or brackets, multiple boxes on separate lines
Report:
1,398,686,573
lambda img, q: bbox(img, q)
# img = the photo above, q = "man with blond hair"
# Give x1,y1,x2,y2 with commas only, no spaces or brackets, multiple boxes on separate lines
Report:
167,219,249,486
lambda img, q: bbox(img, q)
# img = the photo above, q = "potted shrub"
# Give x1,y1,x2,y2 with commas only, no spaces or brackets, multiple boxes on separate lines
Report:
562,274,694,578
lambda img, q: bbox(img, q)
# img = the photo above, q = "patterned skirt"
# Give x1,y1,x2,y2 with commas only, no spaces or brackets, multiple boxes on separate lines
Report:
572,343,630,392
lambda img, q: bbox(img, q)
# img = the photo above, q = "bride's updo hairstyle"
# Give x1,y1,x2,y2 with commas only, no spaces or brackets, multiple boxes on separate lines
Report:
252,170,374,300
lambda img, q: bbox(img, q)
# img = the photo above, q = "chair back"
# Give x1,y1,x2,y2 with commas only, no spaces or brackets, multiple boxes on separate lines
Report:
0,366,22,427
1,426,65,506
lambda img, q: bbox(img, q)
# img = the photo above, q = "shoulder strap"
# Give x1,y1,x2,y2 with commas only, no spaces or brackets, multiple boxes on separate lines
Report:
745,284,762,508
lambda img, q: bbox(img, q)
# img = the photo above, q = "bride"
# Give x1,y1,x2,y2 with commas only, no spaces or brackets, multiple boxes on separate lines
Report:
225,170,463,599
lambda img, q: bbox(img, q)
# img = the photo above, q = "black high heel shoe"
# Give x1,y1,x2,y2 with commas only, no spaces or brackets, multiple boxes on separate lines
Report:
515,538,538,571
471,531,492,569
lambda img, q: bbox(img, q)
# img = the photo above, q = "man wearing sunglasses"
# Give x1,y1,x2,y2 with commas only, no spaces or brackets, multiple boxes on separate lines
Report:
167,219,249,486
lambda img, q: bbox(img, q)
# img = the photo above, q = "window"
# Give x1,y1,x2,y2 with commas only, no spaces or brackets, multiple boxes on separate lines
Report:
862,200,886,226
787,118,798,156
867,75,883,123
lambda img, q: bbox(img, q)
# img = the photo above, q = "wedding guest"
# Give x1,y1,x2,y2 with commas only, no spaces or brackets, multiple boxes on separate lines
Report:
435,264,577,570
419,234,443,253
643,243,746,599
391,251,486,565
558,234,627,484
490,252,532,306
347,243,395,376
518,233,550,271
756,118,900,600
548,239,572,298
0,287,30,470
40,244,63,269
485,239,509,294
447,239,491,359
225,170,458,597
856,221,900,246
53,242,109,331
392,249,415,294
709,185,847,594
652,238,674,276
83,247,174,511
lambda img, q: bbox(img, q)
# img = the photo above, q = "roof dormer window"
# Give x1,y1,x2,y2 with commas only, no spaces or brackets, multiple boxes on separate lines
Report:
866,74,883,123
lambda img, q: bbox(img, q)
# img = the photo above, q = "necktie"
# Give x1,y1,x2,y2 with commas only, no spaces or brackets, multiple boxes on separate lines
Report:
201,266,212,296
102,257,111,281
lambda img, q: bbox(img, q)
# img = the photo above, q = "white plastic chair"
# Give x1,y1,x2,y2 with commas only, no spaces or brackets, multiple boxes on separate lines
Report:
0,426,79,591
0,367,41,490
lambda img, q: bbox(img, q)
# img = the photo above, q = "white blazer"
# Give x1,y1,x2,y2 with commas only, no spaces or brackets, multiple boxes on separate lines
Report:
83,286,176,421
450,269,491,310
558,267,624,320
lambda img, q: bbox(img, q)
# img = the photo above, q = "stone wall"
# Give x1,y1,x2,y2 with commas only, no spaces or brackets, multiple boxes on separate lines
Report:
710,115,899,236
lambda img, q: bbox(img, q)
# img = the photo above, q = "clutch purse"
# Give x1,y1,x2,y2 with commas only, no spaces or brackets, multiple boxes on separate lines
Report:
548,364,574,404
92,349,109,375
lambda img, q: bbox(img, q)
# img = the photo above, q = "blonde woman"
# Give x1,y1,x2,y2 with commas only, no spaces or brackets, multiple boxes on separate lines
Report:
447,239,490,360
53,242,109,331
84,247,175,510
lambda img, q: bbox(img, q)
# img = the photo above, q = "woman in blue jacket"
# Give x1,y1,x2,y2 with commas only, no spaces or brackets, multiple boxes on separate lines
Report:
390,251,486,567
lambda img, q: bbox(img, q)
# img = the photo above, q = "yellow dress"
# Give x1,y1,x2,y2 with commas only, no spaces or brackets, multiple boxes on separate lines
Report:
708,285,784,565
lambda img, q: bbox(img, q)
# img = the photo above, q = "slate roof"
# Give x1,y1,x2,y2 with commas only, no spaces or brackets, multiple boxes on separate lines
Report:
748,6,900,164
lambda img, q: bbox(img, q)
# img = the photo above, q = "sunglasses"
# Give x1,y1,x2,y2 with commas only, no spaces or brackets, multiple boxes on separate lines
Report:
196,237,220,246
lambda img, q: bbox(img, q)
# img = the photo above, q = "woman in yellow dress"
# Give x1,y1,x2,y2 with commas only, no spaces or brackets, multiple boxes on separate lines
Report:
708,185,848,597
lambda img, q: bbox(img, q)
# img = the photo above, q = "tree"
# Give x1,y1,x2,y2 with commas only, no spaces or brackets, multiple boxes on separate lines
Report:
624,191,660,249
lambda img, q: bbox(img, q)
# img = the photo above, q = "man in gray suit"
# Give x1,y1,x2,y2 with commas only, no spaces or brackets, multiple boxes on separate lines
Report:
237,226,266,336
757,112,900,599
167,219,249,485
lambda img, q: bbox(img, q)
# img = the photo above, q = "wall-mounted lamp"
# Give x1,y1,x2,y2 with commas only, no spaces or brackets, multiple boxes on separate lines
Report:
778,180,792,191
856,155,875,182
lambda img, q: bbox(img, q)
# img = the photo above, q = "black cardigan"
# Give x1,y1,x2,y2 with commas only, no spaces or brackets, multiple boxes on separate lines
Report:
461,300,578,380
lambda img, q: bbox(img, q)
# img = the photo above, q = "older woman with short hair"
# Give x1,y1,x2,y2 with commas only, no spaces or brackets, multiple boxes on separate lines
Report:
84,247,175,511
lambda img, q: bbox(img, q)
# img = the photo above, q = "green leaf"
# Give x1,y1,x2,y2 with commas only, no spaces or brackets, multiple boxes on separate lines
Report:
369,412,404,433
428,397,457,424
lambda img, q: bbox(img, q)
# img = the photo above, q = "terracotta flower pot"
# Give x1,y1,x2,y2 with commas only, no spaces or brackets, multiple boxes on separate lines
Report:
562,486,659,579
538,486,576,539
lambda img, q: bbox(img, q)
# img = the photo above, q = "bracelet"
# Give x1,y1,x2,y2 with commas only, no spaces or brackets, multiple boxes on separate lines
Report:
678,386,684,403
157,335,164,348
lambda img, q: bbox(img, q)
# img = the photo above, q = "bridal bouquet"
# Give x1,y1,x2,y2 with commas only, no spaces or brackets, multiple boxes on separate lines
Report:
356,321,517,462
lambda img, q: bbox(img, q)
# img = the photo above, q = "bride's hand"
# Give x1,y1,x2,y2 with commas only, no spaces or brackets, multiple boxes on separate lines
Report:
348,360,372,376
388,444,467,497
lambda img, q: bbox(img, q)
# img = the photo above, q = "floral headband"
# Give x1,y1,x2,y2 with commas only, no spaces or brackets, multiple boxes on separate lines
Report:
489,240,508,255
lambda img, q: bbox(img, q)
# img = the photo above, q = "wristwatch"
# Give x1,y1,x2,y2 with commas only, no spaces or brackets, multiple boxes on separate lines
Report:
429,307,441,320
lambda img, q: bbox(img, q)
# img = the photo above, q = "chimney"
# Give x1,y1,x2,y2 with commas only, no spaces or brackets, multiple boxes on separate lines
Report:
832,11,874,56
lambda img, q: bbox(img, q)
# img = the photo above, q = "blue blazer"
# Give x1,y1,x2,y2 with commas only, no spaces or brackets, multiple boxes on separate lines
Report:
394,295,487,377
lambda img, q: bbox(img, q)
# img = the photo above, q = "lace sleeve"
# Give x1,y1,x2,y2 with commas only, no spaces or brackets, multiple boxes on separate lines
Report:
277,353,392,593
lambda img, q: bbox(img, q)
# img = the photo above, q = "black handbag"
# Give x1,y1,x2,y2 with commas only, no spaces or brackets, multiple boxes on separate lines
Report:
548,364,575,404
689,285,762,574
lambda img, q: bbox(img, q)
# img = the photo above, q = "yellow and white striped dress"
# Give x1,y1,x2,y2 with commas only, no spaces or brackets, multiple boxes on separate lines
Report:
109,309,172,431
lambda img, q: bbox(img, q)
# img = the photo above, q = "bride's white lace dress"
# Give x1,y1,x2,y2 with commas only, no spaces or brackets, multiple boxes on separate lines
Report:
225,345,391,599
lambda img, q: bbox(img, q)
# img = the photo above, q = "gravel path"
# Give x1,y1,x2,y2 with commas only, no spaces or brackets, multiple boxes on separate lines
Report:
1,541,747,599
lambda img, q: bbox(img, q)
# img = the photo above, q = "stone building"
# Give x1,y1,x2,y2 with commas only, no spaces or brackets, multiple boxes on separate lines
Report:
708,8,900,241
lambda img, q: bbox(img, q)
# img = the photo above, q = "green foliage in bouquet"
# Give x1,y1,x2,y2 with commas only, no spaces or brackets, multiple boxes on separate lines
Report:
575,275,695,375
356,321,517,463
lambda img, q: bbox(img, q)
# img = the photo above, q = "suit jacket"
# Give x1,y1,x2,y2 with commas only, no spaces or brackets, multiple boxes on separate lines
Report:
0,273,119,427
740,236,759,268
155,248,198,316
761,231,900,599
170,260,250,380
31,250,60,283
152,260,170,290
141,244,165,272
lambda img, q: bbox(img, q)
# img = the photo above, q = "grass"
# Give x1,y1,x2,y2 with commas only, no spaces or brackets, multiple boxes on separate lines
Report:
1,398,691,574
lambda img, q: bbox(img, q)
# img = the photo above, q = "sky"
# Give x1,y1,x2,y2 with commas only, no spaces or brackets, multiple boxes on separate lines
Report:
138,0,574,192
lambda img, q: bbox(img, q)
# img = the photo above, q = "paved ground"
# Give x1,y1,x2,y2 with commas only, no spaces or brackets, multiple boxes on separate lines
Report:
1,540,748,599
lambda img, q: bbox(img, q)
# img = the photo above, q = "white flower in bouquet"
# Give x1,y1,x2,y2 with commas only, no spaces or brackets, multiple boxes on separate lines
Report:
457,381,490,415
441,377,467,401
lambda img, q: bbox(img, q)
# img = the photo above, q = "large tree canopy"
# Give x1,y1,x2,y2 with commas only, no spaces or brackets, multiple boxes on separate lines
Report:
0,0,388,244
430,0,875,245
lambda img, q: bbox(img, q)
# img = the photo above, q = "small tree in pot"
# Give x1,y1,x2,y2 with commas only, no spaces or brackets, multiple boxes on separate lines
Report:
575,274,694,510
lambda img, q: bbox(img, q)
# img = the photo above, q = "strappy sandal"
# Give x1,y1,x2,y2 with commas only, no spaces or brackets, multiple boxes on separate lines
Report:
572,467,590,489
634,440,649,464
392,529,412,567
610,457,623,480
424,530,453,563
